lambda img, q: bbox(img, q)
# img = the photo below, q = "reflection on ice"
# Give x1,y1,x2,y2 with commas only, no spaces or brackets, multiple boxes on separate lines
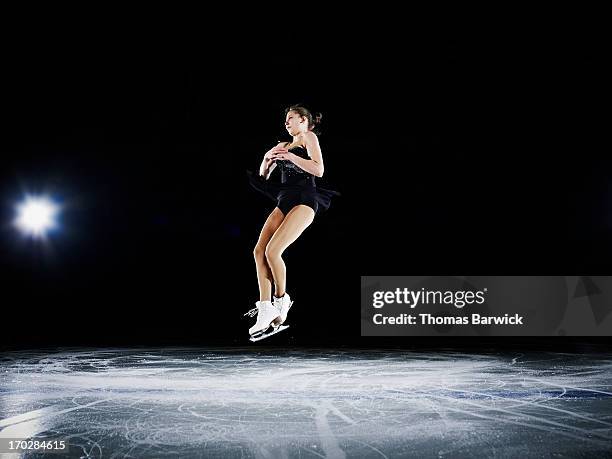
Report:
1,348,612,457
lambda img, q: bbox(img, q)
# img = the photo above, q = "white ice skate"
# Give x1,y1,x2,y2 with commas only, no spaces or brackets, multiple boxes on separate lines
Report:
273,293,293,325
244,300,287,342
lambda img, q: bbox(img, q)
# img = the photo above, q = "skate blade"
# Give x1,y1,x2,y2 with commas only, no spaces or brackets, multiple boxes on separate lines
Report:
249,325,289,342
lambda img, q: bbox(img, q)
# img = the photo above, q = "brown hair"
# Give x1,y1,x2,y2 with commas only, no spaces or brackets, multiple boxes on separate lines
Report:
285,105,323,135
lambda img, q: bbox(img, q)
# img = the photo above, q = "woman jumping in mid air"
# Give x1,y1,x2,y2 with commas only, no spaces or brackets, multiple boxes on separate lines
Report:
245,105,340,340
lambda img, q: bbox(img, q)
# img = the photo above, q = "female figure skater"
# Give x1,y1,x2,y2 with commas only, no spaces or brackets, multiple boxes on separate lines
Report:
245,105,340,340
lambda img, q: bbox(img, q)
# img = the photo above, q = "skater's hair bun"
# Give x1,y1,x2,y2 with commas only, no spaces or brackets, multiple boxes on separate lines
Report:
285,104,322,135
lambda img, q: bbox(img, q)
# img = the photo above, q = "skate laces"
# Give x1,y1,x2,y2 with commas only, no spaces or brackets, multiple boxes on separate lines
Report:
244,301,272,318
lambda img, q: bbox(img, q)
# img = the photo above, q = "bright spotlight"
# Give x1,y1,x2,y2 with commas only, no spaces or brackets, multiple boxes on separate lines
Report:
14,195,60,238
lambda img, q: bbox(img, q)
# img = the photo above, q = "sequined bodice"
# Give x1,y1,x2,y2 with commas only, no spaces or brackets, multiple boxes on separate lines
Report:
278,146,315,186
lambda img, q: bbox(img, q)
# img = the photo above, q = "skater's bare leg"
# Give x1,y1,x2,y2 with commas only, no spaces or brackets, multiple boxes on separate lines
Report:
253,207,285,302
265,205,315,299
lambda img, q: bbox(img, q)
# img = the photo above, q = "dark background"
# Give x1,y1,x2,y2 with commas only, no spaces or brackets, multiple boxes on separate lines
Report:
0,32,608,350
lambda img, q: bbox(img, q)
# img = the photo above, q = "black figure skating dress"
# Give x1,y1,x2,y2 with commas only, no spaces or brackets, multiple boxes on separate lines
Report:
247,145,340,215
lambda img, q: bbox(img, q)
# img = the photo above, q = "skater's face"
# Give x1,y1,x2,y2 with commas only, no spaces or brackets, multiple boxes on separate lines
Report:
285,111,308,136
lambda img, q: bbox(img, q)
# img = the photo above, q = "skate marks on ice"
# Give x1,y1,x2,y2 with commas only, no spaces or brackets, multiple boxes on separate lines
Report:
1,349,612,457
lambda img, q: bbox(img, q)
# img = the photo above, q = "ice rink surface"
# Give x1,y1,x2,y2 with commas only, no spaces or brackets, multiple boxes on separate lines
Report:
1,347,612,458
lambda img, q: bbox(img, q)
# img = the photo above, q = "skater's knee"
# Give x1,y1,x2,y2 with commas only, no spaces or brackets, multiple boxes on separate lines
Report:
253,245,266,261
264,243,282,262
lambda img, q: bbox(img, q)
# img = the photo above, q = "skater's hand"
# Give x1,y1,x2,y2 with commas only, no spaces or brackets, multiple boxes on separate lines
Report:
264,145,288,163
270,151,296,163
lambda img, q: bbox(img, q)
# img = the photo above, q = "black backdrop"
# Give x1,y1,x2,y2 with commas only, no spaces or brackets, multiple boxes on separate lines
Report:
1,33,608,349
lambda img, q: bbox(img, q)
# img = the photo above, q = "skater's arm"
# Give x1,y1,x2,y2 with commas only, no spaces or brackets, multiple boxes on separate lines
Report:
273,132,324,178
259,159,277,180
259,142,288,179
